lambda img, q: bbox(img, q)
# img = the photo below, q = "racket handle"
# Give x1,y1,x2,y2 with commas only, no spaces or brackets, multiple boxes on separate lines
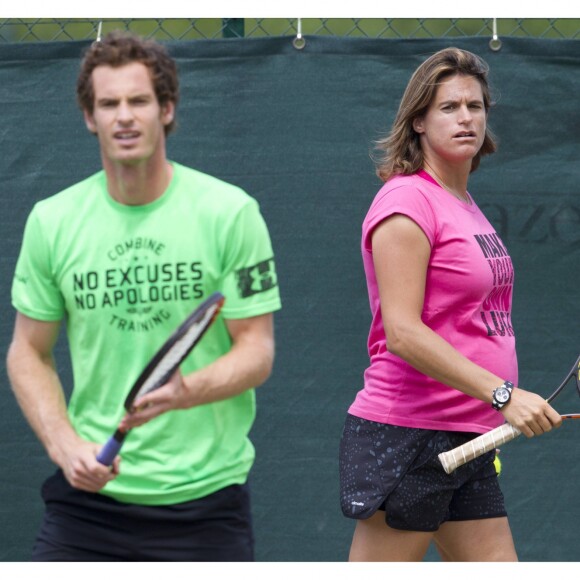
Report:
96,430,127,466
438,423,521,475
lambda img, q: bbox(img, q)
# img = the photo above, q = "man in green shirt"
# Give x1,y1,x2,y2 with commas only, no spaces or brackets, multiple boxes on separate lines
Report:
7,31,281,561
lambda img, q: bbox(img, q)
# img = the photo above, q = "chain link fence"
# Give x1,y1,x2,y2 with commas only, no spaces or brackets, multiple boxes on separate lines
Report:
1,18,579,43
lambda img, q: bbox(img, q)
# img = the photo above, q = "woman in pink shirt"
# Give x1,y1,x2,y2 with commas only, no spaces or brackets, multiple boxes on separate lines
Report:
339,47,561,561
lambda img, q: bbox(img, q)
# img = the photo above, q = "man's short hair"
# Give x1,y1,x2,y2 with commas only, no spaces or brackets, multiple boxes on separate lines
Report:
77,31,179,135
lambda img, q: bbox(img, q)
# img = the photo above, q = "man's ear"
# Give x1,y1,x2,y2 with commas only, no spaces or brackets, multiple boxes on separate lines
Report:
84,109,98,135
161,101,175,128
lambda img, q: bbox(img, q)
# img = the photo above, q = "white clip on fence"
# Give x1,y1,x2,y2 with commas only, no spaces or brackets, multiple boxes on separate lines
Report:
489,18,502,51
293,18,306,50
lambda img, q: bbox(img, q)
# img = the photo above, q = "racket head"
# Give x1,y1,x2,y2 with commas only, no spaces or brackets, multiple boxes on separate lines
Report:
123,291,225,410
546,352,580,403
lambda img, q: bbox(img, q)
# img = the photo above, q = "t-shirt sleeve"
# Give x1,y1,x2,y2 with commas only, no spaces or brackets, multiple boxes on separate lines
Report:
218,199,281,319
11,208,65,321
362,182,438,252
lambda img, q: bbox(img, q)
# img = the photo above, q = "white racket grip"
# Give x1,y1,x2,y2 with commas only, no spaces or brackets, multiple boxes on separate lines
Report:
438,423,521,474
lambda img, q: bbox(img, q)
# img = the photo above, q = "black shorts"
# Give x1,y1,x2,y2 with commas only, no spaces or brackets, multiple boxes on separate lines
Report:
339,414,507,532
31,469,254,561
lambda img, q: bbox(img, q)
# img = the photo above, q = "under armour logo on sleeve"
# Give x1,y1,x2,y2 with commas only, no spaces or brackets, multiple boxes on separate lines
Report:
235,258,278,298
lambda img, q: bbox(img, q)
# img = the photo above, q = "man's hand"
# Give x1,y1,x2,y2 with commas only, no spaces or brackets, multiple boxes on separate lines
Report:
119,370,187,431
56,437,120,492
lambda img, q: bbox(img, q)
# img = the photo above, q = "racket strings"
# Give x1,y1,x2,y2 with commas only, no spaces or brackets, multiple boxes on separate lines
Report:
135,304,220,398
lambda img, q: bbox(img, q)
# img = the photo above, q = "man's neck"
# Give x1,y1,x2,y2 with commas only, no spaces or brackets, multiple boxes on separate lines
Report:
103,154,173,206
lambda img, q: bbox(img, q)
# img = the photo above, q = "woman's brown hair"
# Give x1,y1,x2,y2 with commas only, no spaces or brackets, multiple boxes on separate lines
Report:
374,47,497,182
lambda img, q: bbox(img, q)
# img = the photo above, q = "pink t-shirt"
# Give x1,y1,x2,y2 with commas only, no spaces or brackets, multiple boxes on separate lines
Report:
348,172,517,434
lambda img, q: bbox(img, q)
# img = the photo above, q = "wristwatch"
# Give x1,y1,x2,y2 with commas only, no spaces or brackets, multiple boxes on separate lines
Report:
492,381,514,411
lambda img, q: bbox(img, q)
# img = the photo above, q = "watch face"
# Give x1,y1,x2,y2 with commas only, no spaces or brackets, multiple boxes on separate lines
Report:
495,387,510,403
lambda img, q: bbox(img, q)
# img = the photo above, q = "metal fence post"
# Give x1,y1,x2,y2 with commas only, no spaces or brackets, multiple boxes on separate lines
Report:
222,19,245,38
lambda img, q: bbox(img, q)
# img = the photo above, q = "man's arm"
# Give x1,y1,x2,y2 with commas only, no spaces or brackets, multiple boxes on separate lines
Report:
6,312,119,491
120,312,275,429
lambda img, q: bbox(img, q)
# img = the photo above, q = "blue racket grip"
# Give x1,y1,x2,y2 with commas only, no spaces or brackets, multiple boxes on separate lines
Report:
96,430,126,466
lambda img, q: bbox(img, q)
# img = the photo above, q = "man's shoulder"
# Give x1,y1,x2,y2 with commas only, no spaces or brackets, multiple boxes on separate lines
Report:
173,163,253,205
34,171,104,215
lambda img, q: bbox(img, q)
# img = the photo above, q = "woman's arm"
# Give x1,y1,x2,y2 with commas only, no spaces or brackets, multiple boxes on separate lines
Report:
372,214,560,437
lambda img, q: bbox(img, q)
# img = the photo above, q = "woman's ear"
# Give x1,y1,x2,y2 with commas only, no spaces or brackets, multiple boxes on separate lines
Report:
412,116,424,134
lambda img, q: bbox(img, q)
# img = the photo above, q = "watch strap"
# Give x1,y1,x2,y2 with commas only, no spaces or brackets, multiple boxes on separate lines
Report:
492,381,514,411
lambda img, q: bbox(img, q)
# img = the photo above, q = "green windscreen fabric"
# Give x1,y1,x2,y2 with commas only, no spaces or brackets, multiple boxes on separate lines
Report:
1,36,579,561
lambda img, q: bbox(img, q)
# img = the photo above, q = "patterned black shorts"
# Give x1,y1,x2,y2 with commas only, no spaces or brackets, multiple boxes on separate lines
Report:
339,414,507,532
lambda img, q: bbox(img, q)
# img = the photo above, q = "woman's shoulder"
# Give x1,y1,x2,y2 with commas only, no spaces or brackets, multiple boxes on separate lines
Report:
371,173,434,210
363,173,439,242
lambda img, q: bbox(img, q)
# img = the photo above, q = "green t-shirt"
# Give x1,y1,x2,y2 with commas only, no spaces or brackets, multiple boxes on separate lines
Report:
12,162,281,505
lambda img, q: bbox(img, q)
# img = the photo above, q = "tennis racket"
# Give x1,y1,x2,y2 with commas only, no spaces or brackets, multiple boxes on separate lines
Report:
438,353,580,474
96,291,225,466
